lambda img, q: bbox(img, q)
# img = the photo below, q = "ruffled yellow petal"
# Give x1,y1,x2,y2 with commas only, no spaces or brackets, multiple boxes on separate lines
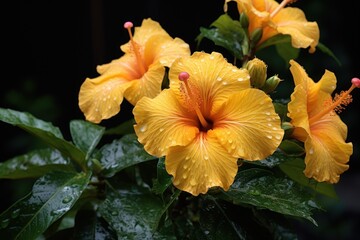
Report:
144,35,190,68
166,132,238,196
212,88,283,160
123,62,165,105
275,8,319,53
133,89,199,157
169,51,251,115
304,116,352,183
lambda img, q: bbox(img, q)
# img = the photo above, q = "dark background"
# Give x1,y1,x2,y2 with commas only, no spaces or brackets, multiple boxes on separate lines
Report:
1,1,359,239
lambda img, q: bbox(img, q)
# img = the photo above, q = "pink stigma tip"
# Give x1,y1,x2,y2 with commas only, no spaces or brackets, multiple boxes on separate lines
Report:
124,21,133,29
178,72,190,81
351,77,360,88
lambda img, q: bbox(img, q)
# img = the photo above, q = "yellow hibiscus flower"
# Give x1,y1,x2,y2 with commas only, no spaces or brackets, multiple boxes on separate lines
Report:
78,18,190,123
224,0,319,53
287,60,358,183
133,51,284,196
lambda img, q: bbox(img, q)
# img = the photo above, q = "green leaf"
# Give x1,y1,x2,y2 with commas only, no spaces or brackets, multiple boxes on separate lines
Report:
220,168,321,225
278,139,305,156
104,118,135,135
246,149,290,168
0,171,91,239
70,119,105,159
98,134,156,177
0,148,75,179
199,198,246,239
257,34,292,51
196,14,246,60
317,42,341,66
0,108,86,170
73,209,117,240
276,40,300,64
152,157,173,195
99,183,175,239
279,158,338,199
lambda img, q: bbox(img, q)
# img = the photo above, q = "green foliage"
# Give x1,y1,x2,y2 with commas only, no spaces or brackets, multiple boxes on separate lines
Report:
0,106,336,239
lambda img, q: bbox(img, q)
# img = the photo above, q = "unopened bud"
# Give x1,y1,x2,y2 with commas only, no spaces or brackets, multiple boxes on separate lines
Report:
250,28,263,47
281,121,294,139
261,75,282,93
245,58,267,88
239,13,249,29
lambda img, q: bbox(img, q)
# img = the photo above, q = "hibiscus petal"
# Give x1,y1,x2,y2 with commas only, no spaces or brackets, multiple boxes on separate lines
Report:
144,35,190,68
275,8,319,53
213,88,283,160
133,89,199,157
124,62,165,105
304,121,352,183
166,132,238,196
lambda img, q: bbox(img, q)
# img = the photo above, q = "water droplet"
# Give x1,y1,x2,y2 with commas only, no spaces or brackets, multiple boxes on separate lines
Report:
139,125,147,132
249,189,260,195
204,230,210,235
228,139,233,144
237,77,244,81
185,156,190,160
222,81,228,85
62,196,73,204
111,211,118,216
182,174,188,179
309,148,314,155
183,164,188,169
265,112,271,116
190,179,197,186
159,128,164,132
266,135,273,139
267,123,272,127
204,155,209,160
216,77,222,81
11,209,20,219
275,135,282,140
232,69,237,72
0,219,9,229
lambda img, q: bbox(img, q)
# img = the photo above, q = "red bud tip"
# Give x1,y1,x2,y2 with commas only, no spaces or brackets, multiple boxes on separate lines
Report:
351,77,360,88
124,21,133,29
178,72,190,81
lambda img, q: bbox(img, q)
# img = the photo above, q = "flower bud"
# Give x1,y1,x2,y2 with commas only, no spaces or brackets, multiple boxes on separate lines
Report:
245,58,267,88
239,13,249,29
261,75,282,93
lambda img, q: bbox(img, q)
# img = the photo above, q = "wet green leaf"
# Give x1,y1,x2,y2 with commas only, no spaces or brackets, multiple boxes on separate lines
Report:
257,34,291,51
73,208,117,240
279,158,338,199
220,168,321,225
247,149,290,168
197,14,246,60
98,134,156,177
0,171,91,240
0,108,86,170
70,119,105,159
99,183,175,239
0,148,75,179
152,157,173,195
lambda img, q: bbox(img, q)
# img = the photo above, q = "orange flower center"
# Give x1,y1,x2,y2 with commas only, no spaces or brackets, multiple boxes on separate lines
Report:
309,78,360,123
124,21,146,75
178,72,212,131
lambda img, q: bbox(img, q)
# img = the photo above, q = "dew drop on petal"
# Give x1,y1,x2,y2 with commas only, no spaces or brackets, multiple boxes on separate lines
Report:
139,125,147,132
309,148,314,155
